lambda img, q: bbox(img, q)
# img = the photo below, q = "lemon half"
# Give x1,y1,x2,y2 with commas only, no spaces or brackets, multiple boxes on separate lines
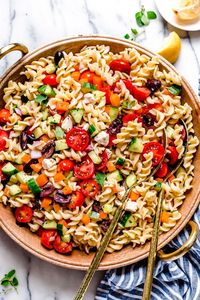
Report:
157,32,181,64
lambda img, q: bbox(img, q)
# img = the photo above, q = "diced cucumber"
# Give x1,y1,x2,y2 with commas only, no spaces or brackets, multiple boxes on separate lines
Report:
55,140,68,151
93,90,105,99
33,127,43,139
42,110,49,121
107,170,123,182
167,84,182,96
88,151,102,164
43,220,57,229
55,126,64,139
47,114,61,125
10,175,18,184
2,163,18,176
103,204,113,214
122,101,135,109
61,234,71,243
70,109,84,124
38,85,56,97
128,137,143,153
90,211,100,220
35,94,47,104
126,173,137,188
9,185,21,196
116,157,125,166
154,182,162,192
14,153,25,165
57,224,67,236
88,124,97,136
120,212,136,228
16,171,31,184
108,106,119,121
27,178,41,195
45,63,57,74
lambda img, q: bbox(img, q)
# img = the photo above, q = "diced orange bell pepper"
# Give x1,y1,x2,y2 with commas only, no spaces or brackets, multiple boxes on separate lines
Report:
112,184,118,194
31,163,42,173
36,174,48,187
110,92,121,107
93,75,103,89
81,214,91,225
38,157,45,164
53,203,61,213
62,186,73,195
58,219,69,227
155,178,163,182
54,172,65,182
22,154,31,164
20,183,29,193
99,211,107,219
40,135,49,143
4,187,10,197
41,198,52,209
56,101,69,112
71,71,81,81
16,165,24,171
160,211,170,223
105,106,110,114
129,191,140,201
168,174,175,182
107,161,116,172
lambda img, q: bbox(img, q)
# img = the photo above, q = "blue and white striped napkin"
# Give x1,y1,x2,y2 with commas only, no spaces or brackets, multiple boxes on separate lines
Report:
96,206,200,300
95,84,200,300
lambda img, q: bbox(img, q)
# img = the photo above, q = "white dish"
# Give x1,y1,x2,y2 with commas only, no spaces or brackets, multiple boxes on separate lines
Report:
154,0,200,31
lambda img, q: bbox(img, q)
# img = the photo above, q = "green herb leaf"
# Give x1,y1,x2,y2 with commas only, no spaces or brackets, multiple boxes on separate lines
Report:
1,280,10,287
167,84,182,96
95,172,106,187
11,277,18,287
131,28,138,35
35,94,48,104
82,82,97,90
124,33,130,39
135,11,144,27
147,11,157,20
141,14,150,26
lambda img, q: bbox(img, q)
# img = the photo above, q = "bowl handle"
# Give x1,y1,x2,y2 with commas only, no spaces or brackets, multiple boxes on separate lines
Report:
0,43,28,62
157,221,199,261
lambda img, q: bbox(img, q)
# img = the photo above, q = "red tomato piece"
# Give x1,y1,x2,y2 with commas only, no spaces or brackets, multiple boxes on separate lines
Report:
0,139,6,151
59,159,74,172
122,113,138,124
93,75,103,90
96,150,108,171
43,74,58,87
167,146,179,165
66,127,89,151
155,162,168,178
15,205,33,223
41,230,57,249
0,129,9,151
122,79,135,95
80,179,100,198
74,156,94,180
53,235,73,254
132,86,151,102
142,142,165,166
0,109,10,124
69,191,85,209
36,226,43,237
147,103,163,111
0,129,9,139
109,59,131,74
80,71,95,83
100,86,111,104
0,163,6,181
108,134,117,147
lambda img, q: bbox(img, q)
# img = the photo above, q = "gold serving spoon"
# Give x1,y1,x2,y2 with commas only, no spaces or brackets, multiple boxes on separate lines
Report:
74,130,167,300
142,119,188,300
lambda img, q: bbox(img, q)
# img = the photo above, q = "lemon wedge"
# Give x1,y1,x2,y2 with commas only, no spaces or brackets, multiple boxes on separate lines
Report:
157,32,181,64
173,0,200,21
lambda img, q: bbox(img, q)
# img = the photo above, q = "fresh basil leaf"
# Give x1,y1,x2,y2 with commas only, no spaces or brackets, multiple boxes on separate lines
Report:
167,85,182,96
1,280,10,287
11,277,18,287
6,270,15,279
35,94,48,104
141,14,150,26
147,11,157,20
131,28,138,35
95,173,106,187
135,11,144,27
124,33,130,39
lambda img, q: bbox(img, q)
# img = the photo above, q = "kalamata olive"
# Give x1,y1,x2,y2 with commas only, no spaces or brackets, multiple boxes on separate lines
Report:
20,132,28,150
54,51,64,65
107,114,123,135
21,95,29,103
27,134,36,144
32,198,41,210
101,220,110,232
24,159,38,174
146,79,161,93
53,190,71,204
41,141,55,158
40,183,55,198
92,201,101,213
142,113,156,127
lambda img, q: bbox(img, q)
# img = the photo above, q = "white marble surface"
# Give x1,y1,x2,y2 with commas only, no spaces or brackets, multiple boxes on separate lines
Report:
0,0,199,299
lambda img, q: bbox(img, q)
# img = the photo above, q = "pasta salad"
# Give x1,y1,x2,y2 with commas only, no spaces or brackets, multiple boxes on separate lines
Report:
0,45,198,255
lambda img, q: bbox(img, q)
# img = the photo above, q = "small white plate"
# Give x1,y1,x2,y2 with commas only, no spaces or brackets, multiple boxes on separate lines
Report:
154,0,200,31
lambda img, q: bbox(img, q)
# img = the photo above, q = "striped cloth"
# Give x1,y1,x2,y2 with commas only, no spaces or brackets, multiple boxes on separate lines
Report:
95,206,200,300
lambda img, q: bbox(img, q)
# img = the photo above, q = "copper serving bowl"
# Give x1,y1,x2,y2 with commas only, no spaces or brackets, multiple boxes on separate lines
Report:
0,36,199,270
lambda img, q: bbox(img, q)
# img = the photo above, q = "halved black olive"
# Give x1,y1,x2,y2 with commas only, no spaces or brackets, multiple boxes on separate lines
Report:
41,141,55,158
53,190,71,204
54,51,64,65
40,183,55,198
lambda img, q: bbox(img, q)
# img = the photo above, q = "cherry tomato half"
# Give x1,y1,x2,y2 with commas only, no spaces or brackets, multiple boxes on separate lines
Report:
69,191,85,209
132,86,151,102
53,235,73,254
167,146,179,165
122,113,138,124
0,139,6,151
108,134,117,148
66,127,89,151
100,86,111,104
74,156,94,180
109,59,131,74
142,142,165,166
96,150,108,171
155,162,168,178
0,109,10,124
42,74,58,86
15,205,33,223
80,179,100,198
59,159,74,172
0,129,9,151
41,230,57,249
0,129,9,139
80,71,95,83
